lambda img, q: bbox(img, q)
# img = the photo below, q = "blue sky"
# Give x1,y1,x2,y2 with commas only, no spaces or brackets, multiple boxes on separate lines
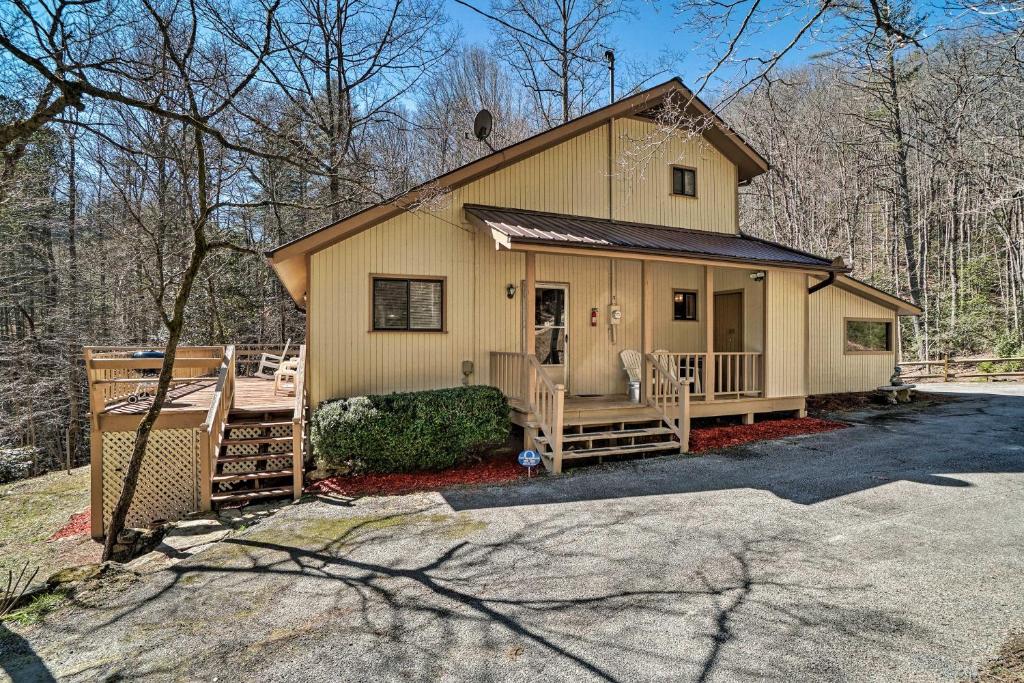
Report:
445,0,827,96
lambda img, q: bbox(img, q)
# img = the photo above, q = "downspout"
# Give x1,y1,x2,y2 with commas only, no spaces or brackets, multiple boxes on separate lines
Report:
808,271,835,294
808,258,846,294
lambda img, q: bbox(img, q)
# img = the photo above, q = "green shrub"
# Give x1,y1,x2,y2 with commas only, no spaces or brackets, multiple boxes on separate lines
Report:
310,385,511,474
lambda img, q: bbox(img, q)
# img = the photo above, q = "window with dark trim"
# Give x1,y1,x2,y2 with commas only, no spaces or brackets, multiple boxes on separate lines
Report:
372,277,444,331
672,167,697,197
845,319,891,353
673,290,698,321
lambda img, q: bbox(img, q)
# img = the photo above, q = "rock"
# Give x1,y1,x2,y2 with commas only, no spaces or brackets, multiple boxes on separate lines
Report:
124,550,176,575
47,563,105,586
46,561,130,588
159,518,229,553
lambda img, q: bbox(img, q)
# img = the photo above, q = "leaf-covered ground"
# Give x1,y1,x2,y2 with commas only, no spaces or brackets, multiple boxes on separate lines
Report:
0,467,100,587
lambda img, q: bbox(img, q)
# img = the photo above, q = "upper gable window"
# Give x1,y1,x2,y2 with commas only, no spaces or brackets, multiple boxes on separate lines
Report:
672,167,697,197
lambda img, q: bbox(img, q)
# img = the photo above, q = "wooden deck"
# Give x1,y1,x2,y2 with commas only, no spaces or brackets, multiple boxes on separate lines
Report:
102,376,292,415
510,392,806,427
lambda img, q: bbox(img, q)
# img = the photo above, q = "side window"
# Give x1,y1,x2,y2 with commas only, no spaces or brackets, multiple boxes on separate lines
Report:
845,319,891,353
673,290,698,321
371,277,444,331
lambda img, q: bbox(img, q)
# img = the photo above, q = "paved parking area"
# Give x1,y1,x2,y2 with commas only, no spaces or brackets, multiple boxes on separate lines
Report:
3,383,1023,682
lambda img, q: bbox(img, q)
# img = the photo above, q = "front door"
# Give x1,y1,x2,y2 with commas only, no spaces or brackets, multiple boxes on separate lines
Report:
535,284,568,388
714,291,744,352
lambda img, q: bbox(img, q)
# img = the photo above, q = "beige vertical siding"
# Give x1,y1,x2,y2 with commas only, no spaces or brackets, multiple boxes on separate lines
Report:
764,270,807,397
612,117,738,233
308,115,743,403
648,261,705,351
808,285,898,394
309,215,477,405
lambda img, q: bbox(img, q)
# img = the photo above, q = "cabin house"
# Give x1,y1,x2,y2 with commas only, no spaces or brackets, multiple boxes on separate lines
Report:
85,79,919,538
267,78,920,474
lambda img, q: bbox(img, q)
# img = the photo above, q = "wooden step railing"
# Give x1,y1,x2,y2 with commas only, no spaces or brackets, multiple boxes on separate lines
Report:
291,344,307,500
652,352,706,397
645,353,690,453
199,345,236,511
490,351,528,404
526,355,566,474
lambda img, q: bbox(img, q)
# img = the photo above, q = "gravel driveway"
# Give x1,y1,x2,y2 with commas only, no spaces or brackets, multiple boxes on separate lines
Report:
3,383,1024,682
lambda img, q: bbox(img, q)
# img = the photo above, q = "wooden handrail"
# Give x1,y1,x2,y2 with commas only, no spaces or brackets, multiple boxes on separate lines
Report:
490,351,528,403
200,345,235,511
291,345,307,500
526,355,565,474
645,353,690,454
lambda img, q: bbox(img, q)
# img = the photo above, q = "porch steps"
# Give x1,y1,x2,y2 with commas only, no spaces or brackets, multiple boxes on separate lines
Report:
211,408,297,508
535,426,674,446
542,440,681,465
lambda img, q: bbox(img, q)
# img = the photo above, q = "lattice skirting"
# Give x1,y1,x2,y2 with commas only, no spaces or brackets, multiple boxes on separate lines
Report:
101,429,200,533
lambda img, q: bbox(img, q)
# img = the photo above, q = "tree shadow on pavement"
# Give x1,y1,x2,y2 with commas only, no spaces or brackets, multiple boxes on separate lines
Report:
443,390,1024,511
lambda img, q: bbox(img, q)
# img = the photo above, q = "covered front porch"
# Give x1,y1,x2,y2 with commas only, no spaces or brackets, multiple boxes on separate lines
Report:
472,206,831,473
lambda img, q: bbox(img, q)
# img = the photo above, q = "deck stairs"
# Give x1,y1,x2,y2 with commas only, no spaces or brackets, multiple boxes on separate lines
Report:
527,403,684,470
211,407,297,507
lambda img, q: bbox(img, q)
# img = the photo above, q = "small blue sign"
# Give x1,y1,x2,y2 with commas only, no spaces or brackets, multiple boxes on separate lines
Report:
518,449,541,468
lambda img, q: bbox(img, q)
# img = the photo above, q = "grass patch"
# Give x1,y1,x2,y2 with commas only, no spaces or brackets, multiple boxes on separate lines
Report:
2,589,68,626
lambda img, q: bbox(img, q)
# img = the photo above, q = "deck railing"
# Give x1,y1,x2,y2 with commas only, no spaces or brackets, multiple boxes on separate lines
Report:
645,353,690,453
526,355,565,474
650,351,762,399
199,345,236,510
490,351,528,404
84,346,224,411
292,345,307,500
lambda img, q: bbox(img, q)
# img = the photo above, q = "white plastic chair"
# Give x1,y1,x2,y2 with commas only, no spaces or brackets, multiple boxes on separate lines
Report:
274,357,299,396
255,339,291,380
620,349,643,383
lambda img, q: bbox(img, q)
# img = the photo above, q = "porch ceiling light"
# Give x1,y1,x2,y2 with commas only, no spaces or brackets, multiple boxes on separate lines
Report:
506,283,517,299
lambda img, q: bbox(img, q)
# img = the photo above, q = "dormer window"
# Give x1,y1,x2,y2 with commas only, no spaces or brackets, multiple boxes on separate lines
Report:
672,166,697,197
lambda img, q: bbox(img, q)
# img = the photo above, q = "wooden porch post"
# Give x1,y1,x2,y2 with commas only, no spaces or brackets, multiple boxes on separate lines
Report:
641,260,653,401
705,266,715,401
524,252,537,401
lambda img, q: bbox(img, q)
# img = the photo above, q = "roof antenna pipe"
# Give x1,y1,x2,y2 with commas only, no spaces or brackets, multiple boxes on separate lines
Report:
604,49,615,103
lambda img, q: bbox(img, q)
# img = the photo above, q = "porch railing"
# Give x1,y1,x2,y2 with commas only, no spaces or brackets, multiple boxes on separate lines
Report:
199,345,236,511
526,355,565,474
645,353,690,453
490,351,528,404
713,352,763,396
652,351,763,399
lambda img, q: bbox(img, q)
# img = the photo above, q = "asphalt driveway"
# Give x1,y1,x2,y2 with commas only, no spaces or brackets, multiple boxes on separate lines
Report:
4,384,1024,682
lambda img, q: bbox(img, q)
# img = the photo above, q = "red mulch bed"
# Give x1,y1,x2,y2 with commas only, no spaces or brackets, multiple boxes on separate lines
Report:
308,417,847,498
690,417,847,452
307,455,530,498
49,507,91,541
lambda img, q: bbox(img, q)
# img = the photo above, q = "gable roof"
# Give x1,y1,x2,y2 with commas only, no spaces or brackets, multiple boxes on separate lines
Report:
832,275,923,316
467,205,843,272
267,78,770,304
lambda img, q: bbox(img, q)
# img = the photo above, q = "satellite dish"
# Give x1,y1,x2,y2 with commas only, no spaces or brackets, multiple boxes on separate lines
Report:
473,109,493,141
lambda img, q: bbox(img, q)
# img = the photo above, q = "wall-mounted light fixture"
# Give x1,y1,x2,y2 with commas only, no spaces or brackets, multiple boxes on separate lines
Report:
506,283,517,299
749,271,766,282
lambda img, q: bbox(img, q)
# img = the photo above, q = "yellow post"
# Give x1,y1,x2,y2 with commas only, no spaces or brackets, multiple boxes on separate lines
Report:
524,252,537,404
